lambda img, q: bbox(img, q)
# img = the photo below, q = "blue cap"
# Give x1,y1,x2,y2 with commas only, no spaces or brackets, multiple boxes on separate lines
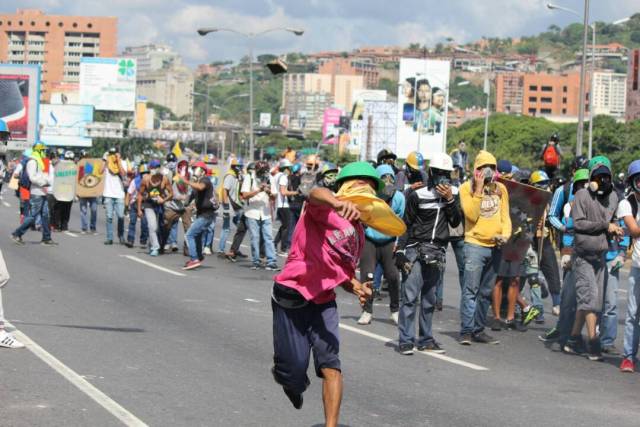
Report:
376,164,395,178
497,159,513,174
149,159,161,168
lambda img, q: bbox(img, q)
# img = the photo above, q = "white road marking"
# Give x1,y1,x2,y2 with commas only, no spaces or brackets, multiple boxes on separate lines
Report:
6,322,148,427
65,231,79,237
338,323,489,371
2,200,10,207
244,298,261,303
120,255,186,277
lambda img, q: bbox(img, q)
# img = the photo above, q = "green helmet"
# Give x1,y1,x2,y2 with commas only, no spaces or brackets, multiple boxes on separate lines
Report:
573,168,589,183
335,161,384,192
588,155,612,173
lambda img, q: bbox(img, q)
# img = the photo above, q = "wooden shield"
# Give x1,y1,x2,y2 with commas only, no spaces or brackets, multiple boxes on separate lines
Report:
76,158,105,198
53,160,78,202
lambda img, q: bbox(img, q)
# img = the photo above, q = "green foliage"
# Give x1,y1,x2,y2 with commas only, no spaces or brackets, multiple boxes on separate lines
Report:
449,77,488,109
377,78,397,95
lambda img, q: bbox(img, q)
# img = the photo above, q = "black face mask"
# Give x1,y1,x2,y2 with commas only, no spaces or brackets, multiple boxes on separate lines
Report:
429,170,451,187
407,167,422,184
379,175,396,201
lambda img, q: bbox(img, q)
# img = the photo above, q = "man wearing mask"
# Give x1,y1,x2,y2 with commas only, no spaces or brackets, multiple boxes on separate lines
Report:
163,158,192,256
241,160,278,270
450,141,469,178
564,156,621,361
102,147,126,245
376,149,398,173
11,141,56,245
183,162,218,270
395,151,427,192
357,164,405,326
395,153,461,354
273,159,299,256
78,150,98,235
458,150,511,345
219,158,245,256
137,159,173,257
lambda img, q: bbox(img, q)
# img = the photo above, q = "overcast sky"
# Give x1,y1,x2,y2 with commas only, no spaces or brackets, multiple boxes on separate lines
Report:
12,0,640,66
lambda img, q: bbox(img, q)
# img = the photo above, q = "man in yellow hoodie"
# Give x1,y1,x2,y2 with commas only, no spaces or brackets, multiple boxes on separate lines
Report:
458,150,511,345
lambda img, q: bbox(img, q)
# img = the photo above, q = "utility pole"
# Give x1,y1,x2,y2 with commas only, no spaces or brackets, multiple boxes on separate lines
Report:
576,0,590,157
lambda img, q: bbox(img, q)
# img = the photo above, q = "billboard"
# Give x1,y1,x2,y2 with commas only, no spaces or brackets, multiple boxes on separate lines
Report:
50,82,80,105
259,112,271,127
348,89,388,155
322,108,344,145
0,64,40,151
396,58,450,159
40,104,93,147
79,57,137,112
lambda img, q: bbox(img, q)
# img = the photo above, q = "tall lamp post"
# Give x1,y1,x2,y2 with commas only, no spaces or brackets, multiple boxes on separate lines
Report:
547,2,590,157
197,27,304,161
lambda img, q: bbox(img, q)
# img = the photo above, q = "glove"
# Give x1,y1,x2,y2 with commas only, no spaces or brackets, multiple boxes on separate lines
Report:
561,254,571,270
394,251,409,270
611,255,624,273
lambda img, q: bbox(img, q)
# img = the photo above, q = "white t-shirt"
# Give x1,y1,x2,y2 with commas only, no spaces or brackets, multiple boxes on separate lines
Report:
617,196,640,267
103,171,125,198
240,172,271,220
275,172,289,209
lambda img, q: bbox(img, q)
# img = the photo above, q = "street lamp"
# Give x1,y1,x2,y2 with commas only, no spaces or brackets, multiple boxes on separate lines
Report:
547,2,590,157
455,47,492,150
197,27,304,161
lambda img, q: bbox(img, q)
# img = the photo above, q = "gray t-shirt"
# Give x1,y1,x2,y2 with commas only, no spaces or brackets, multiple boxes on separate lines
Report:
223,173,242,210
572,187,618,259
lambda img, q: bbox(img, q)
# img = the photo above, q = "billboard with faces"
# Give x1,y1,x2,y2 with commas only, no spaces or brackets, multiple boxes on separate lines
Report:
396,58,450,159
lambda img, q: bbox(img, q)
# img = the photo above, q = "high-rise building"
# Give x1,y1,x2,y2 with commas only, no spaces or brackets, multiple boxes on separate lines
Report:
0,9,117,100
627,48,640,122
123,44,194,118
495,73,524,114
318,57,379,89
592,71,626,119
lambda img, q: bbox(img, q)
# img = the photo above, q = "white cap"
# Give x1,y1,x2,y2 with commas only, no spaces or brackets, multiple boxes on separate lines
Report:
429,152,454,172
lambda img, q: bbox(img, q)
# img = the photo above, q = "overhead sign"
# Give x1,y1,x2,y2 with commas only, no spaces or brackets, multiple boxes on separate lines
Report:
0,64,40,151
79,57,137,112
396,58,450,159
40,104,93,147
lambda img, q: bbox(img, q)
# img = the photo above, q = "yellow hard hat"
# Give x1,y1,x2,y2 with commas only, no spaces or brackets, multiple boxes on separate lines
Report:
405,151,424,170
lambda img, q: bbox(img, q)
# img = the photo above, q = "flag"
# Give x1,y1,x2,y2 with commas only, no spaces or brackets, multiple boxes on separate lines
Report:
172,140,183,158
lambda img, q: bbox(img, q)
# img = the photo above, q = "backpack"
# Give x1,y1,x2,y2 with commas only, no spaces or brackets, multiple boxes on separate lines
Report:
19,157,32,190
298,171,317,198
288,173,303,209
543,145,560,168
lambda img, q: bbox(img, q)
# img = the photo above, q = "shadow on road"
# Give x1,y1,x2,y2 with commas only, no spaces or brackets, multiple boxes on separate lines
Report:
12,321,146,333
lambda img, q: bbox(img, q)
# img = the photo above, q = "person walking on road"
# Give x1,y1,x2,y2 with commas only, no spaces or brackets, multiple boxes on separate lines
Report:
218,158,244,256
102,147,126,245
271,161,404,426
137,159,172,257
78,150,98,235
125,163,150,248
273,159,299,256
163,158,192,256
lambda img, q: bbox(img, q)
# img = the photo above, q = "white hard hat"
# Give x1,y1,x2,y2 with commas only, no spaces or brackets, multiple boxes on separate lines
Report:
279,159,292,169
64,150,75,160
429,152,454,172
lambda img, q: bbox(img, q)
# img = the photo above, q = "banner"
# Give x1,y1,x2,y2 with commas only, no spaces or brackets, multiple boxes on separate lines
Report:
348,89,387,156
53,160,78,202
396,58,450,159
259,113,271,127
322,108,343,145
76,158,105,198
0,65,40,151
497,177,552,263
40,104,94,147
79,58,136,112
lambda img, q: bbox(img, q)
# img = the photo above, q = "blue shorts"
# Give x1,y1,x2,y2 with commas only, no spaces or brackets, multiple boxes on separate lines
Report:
271,285,341,394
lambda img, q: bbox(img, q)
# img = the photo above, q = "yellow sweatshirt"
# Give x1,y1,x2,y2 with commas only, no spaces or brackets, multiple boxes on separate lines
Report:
460,150,512,247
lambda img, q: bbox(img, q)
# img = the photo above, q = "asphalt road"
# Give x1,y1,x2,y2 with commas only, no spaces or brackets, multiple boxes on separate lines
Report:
1,194,639,427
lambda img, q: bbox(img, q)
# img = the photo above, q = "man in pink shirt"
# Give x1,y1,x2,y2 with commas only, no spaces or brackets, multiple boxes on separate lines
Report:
271,162,387,427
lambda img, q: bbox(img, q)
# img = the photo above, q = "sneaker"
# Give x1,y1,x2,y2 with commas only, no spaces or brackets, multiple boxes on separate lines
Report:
149,249,159,257
41,240,58,246
472,332,500,345
399,343,414,355
139,241,147,249
283,387,303,410
357,311,372,325
505,319,527,332
435,301,443,312
104,240,113,245
10,234,24,245
163,244,171,252
620,358,635,373
490,318,504,331
226,253,237,262
217,252,227,259
235,251,249,259
538,327,560,342
125,241,134,248
459,334,473,346
251,264,261,270
203,247,212,256
182,259,202,270
277,251,289,258
523,306,541,326
552,305,560,316
602,345,621,356
81,230,88,235
0,330,25,349
265,264,280,271
118,237,126,245
534,313,545,324
587,338,604,361
417,341,446,354
390,311,399,325
563,336,586,355
171,244,178,252
92,230,99,236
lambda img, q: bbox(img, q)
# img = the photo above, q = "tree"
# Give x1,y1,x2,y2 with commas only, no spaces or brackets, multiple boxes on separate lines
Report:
631,31,640,44
257,54,278,64
377,78,397,96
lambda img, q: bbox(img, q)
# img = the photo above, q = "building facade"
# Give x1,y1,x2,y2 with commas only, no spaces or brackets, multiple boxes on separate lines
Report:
627,48,640,122
0,9,117,100
318,57,379,89
122,44,180,74
282,72,363,115
592,71,626,119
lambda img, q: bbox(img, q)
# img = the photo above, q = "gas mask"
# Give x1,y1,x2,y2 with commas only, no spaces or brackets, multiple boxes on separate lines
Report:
481,166,496,184
379,174,396,201
166,161,176,172
429,168,451,187
149,167,161,176
406,166,422,184
589,174,612,196
321,171,338,192
193,167,206,179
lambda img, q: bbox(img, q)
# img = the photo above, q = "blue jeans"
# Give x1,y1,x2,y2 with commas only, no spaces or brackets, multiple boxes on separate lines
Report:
127,207,148,244
186,215,215,261
203,218,215,249
218,211,241,253
373,264,383,291
398,247,442,346
601,261,619,348
437,238,465,303
79,197,98,231
13,195,51,241
167,221,178,246
104,197,125,241
623,267,640,361
459,243,501,335
555,268,577,345
247,217,277,266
